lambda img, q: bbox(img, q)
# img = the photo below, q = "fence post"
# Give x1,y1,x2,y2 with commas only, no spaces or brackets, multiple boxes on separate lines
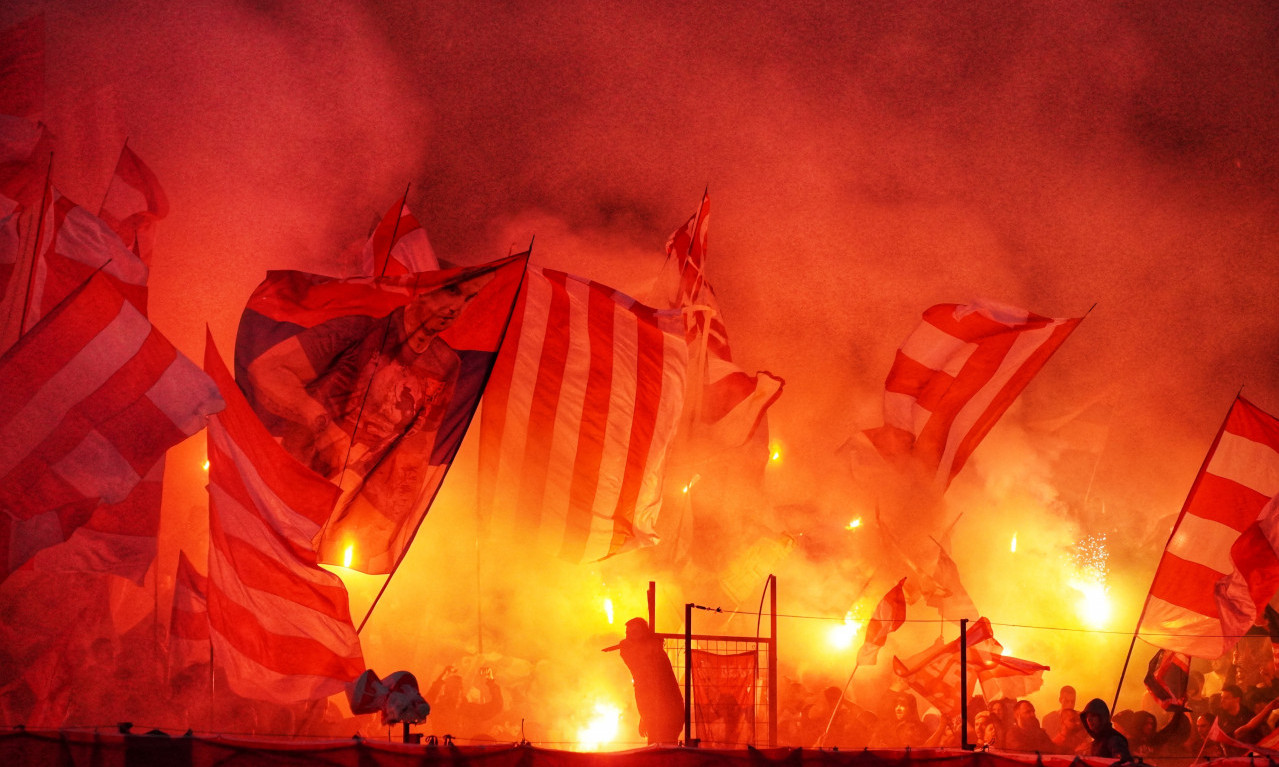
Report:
961,618,971,750
685,601,694,746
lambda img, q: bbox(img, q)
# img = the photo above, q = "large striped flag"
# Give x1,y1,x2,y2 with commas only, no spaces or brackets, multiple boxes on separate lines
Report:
857,577,908,666
204,332,364,702
478,265,687,562
23,186,150,331
169,550,210,677
0,115,51,325
235,256,525,573
359,193,438,277
665,193,782,447
98,144,168,264
1137,396,1279,658
865,300,1082,489
0,272,222,582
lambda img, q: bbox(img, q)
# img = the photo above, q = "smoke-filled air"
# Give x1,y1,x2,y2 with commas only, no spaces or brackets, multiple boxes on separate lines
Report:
2,0,1278,751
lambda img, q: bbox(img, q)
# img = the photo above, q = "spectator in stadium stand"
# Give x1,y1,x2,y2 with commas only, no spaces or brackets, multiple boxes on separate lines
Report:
1052,708,1090,754
1081,698,1132,761
989,697,1016,734
972,710,1003,749
1041,685,1076,739
618,617,685,745
1184,671,1212,719
425,664,504,741
1005,699,1056,753
1184,713,1228,758
1232,696,1279,745
868,692,927,748
1214,684,1254,752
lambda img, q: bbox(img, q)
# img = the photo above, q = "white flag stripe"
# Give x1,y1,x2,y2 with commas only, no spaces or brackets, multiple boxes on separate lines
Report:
209,542,351,642
206,635,348,702
899,320,973,376
146,355,229,434
1165,513,1244,573
937,323,1059,482
52,429,139,502
0,301,150,478
540,276,590,530
1209,431,1279,498
207,483,332,594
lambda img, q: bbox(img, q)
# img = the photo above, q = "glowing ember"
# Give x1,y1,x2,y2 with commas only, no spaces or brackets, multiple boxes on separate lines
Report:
343,545,354,569
827,610,863,651
1010,532,1017,553
603,597,615,625
846,517,862,530
575,701,623,751
202,459,209,471
769,442,782,462
1068,534,1112,629
682,473,700,494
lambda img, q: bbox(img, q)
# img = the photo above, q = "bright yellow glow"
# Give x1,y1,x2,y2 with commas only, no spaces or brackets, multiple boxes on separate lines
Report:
682,473,700,493
603,597,614,625
827,610,863,651
769,441,782,462
343,545,354,569
575,701,622,751
1072,580,1112,629
202,459,209,471
1010,532,1017,553
846,517,862,530
1069,534,1112,629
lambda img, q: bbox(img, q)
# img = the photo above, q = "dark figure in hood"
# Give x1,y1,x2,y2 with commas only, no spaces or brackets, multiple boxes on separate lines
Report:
1081,698,1132,762
619,618,685,745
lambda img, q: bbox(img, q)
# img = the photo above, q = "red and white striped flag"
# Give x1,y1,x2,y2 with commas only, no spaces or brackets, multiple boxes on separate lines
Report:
204,333,364,703
98,144,168,264
858,577,908,665
0,273,222,582
0,115,51,315
478,265,687,562
169,550,210,676
1138,396,1279,658
359,194,438,277
23,187,149,331
664,193,782,448
865,300,1082,489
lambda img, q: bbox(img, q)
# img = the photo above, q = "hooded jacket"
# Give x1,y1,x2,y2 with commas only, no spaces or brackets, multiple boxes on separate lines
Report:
1081,698,1132,761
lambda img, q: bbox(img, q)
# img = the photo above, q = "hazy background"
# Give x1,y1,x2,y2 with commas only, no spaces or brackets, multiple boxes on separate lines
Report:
4,0,1278,745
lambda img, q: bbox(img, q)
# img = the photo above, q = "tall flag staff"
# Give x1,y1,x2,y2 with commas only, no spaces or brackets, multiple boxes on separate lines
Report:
818,577,907,746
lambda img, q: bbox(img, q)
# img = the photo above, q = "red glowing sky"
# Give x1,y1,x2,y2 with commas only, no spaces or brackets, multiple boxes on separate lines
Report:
3,0,1279,736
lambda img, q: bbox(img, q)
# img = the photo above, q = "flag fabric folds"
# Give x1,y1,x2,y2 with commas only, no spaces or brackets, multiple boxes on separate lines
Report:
359,194,438,277
0,273,222,582
858,577,908,666
478,265,687,562
690,649,757,747
204,332,364,702
893,616,1048,715
98,144,168,264
1143,648,1190,711
235,256,525,573
169,550,210,677
664,193,782,447
925,542,979,622
1138,396,1279,658
0,115,51,322
865,300,1082,489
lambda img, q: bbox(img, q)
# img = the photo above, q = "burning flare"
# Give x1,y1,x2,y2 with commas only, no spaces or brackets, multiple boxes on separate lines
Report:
575,701,623,751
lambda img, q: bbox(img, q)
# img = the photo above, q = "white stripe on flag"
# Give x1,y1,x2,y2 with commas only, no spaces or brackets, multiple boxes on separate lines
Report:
1209,431,1279,498
1166,512,1246,573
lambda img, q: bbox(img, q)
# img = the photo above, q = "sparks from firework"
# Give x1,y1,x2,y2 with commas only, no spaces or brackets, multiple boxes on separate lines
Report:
1067,534,1112,629
827,608,865,651
575,700,623,751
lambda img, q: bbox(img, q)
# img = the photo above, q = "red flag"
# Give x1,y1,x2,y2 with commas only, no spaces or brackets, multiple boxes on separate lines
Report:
1143,648,1190,711
0,273,222,581
23,187,150,331
205,332,364,703
359,194,438,277
235,256,525,573
926,542,979,622
1138,396,1279,658
169,550,209,677
98,144,168,264
865,300,1082,489
858,577,908,665
478,266,688,562
0,115,51,312
690,649,757,747
663,193,783,447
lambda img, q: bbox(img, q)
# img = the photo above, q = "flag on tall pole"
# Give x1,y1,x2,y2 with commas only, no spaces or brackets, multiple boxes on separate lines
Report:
98,143,168,264
0,272,222,582
1137,396,1279,658
865,300,1082,489
360,193,438,277
235,255,526,573
858,577,908,665
478,265,687,562
204,332,364,702
663,193,782,448
169,550,210,678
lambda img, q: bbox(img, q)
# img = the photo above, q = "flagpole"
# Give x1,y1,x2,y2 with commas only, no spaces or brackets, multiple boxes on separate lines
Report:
99,138,129,216
354,248,534,634
377,182,411,279
19,150,54,334
1111,390,1242,711
818,660,860,747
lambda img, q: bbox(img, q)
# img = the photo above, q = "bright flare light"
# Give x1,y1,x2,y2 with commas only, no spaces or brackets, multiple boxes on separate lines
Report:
603,597,615,625
1010,532,1017,553
1069,534,1112,629
827,610,863,651
575,701,622,751
202,459,209,471
343,545,354,569
846,517,862,530
769,442,782,462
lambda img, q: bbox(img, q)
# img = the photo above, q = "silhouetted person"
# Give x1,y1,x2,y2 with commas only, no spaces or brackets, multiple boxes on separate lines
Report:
618,618,684,745
1081,698,1131,762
